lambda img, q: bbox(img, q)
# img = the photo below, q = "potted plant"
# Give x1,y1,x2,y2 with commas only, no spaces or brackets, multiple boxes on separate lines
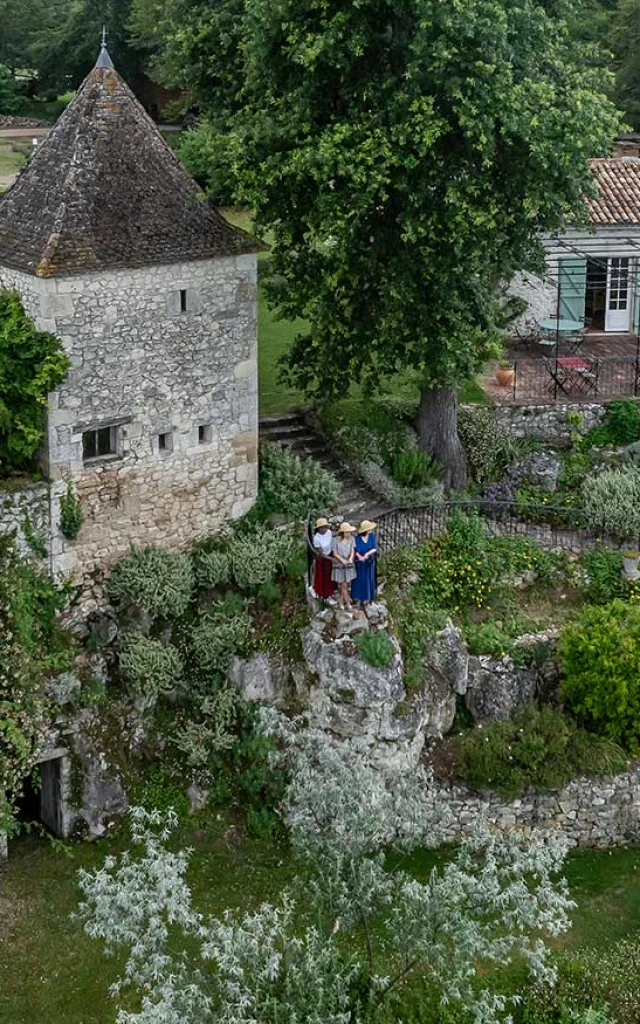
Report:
621,548,640,578
495,360,515,387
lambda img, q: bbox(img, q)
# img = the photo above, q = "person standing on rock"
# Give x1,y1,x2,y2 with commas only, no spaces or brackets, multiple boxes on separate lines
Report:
332,522,357,610
312,517,336,600
351,520,378,606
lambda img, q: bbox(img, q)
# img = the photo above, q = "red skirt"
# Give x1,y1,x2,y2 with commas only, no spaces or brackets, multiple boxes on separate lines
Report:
314,555,336,598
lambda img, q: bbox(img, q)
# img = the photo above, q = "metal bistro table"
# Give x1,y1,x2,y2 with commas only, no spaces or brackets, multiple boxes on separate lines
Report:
539,317,585,335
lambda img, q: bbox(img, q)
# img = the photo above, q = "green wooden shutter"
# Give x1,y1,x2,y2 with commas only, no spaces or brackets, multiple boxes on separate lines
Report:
558,257,587,321
633,259,640,334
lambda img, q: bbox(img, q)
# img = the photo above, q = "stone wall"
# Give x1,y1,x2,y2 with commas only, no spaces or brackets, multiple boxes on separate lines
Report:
434,768,640,848
0,480,50,558
0,255,258,610
490,402,608,442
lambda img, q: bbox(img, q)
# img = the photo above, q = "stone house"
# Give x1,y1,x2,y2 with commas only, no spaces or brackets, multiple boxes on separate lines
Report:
512,154,640,336
0,42,261,609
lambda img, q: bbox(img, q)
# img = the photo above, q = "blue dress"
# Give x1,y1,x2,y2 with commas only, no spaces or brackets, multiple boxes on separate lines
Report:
351,533,377,602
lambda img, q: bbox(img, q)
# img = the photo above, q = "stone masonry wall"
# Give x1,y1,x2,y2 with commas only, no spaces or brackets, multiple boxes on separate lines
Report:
0,480,50,558
489,402,608,442
434,768,640,847
0,255,258,609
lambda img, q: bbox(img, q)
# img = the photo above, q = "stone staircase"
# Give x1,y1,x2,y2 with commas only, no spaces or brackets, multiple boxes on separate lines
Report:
259,411,390,523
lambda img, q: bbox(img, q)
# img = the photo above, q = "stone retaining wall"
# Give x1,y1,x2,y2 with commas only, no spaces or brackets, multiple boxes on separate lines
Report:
0,480,50,558
489,402,608,442
434,768,640,847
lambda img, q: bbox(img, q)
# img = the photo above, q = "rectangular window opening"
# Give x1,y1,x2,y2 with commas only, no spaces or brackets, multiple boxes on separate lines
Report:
158,431,173,453
179,289,188,313
198,423,213,444
83,425,117,462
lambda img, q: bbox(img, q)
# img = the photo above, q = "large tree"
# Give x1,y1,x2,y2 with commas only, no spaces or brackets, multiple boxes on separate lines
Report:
612,0,640,129
154,0,620,488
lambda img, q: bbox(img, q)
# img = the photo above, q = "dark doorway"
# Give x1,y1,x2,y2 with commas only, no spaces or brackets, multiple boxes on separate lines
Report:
585,258,606,330
14,773,41,826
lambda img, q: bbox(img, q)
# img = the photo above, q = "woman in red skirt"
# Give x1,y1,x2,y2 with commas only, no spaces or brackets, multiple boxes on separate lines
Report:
312,517,336,599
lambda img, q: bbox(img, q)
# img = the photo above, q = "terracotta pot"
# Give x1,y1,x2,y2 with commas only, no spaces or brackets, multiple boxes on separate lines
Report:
495,366,515,387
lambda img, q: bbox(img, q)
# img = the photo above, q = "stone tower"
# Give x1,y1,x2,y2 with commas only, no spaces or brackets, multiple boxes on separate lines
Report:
0,44,260,608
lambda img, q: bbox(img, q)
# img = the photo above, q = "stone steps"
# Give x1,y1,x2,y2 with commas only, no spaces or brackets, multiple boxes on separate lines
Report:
259,411,389,523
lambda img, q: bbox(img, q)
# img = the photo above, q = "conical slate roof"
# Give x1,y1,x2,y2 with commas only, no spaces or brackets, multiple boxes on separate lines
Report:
0,49,261,278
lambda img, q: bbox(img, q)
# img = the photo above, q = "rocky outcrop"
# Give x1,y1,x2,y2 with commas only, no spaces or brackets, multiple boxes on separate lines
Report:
465,657,537,723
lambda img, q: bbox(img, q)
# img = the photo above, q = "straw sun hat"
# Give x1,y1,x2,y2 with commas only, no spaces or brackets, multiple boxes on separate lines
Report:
358,520,377,534
337,522,357,535
314,517,331,529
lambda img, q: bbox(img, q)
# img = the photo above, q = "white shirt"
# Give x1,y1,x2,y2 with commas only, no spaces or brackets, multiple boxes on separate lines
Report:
313,530,333,555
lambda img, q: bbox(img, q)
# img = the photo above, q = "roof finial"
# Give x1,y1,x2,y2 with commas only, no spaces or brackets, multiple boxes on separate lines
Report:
96,26,114,69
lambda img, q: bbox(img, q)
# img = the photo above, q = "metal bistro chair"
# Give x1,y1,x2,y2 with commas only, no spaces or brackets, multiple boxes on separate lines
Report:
564,329,586,356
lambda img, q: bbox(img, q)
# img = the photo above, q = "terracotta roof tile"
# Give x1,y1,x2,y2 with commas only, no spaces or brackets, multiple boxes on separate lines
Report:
587,158,640,227
0,55,262,278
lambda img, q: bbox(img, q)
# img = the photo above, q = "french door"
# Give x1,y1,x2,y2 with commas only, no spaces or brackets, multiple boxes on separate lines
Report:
605,257,632,332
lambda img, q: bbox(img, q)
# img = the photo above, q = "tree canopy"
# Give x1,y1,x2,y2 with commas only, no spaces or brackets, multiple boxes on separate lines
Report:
155,0,621,485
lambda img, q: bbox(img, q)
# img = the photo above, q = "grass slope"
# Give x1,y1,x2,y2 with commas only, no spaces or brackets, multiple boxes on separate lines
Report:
1,820,639,1024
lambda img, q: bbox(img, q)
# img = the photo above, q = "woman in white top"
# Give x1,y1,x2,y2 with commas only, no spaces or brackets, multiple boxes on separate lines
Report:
312,517,336,599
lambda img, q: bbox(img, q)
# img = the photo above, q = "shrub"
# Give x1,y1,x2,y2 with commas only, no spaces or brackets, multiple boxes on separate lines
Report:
230,526,294,589
390,448,439,489
0,291,70,475
194,548,231,590
559,600,640,751
462,620,516,659
118,634,183,708
257,442,340,519
108,546,194,620
128,765,190,822
59,480,84,540
418,512,497,611
457,407,517,483
189,612,253,677
523,938,640,1024
392,598,449,689
355,630,395,668
357,458,441,506
588,399,640,447
580,547,625,605
583,467,640,542
172,688,239,781
451,705,627,798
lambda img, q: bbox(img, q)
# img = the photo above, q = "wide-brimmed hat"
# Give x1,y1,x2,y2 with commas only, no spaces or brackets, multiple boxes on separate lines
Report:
337,522,357,535
315,517,331,529
358,520,377,534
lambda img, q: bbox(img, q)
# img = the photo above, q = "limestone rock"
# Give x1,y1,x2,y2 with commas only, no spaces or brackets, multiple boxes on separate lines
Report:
187,783,209,814
423,624,469,696
465,656,537,723
46,672,82,706
228,652,288,708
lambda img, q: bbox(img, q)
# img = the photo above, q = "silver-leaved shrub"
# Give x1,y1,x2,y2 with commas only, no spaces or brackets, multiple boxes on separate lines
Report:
109,546,194,620
118,634,184,710
76,713,574,1024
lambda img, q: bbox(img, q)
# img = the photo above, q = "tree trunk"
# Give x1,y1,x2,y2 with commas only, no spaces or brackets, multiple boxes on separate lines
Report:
416,386,467,492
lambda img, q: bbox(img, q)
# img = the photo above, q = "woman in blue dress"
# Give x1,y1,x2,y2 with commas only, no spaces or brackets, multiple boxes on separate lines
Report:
351,520,378,605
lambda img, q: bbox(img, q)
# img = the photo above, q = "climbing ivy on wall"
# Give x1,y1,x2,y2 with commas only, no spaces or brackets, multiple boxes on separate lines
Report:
0,535,75,835
0,290,70,477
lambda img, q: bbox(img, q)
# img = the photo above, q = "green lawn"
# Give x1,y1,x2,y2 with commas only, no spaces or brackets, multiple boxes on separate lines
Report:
0,140,26,182
1,820,639,1024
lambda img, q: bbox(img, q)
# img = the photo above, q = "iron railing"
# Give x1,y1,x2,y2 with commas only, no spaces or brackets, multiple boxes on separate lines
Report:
375,500,626,554
494,355,640,405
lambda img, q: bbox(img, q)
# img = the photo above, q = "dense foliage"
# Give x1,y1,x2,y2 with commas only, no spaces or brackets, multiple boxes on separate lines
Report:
0,291,70,476
0,535,75,833
108,546,194,619
583,467,640,542
77,712,573,1023
152,0,619,487
451,705,627,798
559,600,640,751
255,442,340,521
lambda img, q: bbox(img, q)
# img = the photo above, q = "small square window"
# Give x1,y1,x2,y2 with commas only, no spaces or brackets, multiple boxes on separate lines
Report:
179,289,188,313
198,423,213,444
158,431,173,453
83,425,117,461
